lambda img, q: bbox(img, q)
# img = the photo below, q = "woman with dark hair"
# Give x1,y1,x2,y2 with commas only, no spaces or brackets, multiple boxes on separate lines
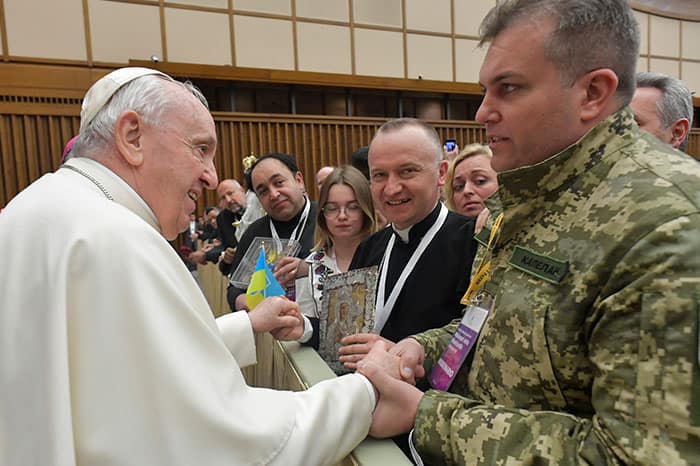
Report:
294,165,377,348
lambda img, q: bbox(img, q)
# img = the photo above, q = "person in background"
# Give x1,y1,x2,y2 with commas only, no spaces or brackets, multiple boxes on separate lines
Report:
293,165,378,349
350,146,370,179
443,143,498,219
234,159,266,242
225,153,318,311
351,145,388,229
630,71,694,151
61,135,79,163
213,178,246,271
0,66,392,466
315,165,334,193
442,140,459,162
359,1,700,464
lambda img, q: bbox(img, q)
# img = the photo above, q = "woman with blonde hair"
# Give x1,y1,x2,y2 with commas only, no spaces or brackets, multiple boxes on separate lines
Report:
293,165,377,348
444,143,499,218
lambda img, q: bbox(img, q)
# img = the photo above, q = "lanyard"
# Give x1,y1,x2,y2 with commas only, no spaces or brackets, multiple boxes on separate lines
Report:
460,212,504,305
374,204,449,333
269,197,310,250
429,213,503,391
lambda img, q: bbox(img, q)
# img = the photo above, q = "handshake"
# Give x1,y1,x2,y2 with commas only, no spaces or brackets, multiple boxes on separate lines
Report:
246,297,427,438
356,339,426,438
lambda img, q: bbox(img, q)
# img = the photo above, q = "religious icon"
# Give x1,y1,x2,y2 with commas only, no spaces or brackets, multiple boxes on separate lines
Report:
319,266,378,374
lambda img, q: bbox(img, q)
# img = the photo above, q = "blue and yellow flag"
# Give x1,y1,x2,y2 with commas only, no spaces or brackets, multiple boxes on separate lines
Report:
245,247,285,309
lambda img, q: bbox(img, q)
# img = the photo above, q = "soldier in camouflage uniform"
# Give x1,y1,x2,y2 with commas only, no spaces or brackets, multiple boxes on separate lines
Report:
358,1,700,465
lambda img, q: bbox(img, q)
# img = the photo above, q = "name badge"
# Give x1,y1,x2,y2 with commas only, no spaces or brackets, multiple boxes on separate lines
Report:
429,292,493,391
508,245,568,284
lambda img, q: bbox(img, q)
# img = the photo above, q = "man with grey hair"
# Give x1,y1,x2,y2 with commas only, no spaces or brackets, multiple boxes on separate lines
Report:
0,68,383,466
356,1,700,464
631,71,694,151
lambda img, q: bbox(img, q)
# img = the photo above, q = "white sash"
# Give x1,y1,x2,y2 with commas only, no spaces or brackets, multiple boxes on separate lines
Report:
374,204,448,333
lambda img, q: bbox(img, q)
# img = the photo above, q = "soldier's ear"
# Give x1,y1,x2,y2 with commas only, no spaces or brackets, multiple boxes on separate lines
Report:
669,118,689,150
577,68,618,124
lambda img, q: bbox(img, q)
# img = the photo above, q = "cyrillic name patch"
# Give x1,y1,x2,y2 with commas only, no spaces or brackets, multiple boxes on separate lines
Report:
508,246,568,284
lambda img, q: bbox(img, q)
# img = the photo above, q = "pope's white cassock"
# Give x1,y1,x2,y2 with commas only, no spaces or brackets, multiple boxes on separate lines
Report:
0,157,373,466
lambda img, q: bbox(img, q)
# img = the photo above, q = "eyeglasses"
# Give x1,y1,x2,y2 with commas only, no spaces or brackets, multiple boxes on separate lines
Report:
322,202,362,218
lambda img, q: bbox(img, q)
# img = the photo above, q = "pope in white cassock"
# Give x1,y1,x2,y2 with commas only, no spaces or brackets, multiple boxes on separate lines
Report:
0,68,377,466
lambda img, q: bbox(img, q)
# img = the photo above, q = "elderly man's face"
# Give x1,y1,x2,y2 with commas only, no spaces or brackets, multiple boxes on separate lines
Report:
139,83,218,240
630,87,676,147
475,18,584,172
368,125,446,230
217,180,246,213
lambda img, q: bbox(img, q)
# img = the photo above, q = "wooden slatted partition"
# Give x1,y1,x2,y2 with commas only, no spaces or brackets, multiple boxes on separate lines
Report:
0,113,80,207
210,113,390,207
1,105,698,210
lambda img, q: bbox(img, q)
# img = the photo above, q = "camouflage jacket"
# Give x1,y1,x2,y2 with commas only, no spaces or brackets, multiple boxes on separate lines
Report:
412,108,700,465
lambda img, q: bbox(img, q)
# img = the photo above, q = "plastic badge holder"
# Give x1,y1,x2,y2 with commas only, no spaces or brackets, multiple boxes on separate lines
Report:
229,237,301,288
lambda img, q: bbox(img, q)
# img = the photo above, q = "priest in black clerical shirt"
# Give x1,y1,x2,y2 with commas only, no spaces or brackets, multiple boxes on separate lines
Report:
339,118,478,461
224,153,317,312
339,118,478,363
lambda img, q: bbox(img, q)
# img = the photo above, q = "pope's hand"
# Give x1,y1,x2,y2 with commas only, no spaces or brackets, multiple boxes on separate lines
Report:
248,296,303,339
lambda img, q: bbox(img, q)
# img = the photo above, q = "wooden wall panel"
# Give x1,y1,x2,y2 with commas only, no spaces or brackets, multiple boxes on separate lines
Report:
0,113,79,207
1,106,699,212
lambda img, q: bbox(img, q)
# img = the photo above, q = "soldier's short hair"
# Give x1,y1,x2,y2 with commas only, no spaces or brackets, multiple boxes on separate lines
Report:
479,0,639,105
636,72,694,150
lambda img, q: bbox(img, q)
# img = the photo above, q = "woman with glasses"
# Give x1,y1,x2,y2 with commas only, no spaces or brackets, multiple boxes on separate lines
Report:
294,165,378,348
444,143,499,218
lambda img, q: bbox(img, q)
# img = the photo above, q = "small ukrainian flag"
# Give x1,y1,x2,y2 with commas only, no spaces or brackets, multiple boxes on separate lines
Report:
245,247,286,309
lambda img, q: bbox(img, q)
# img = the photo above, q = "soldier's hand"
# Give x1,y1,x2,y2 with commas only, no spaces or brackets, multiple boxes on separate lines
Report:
389,338,426,385
338,333,394,370
357,343,423,438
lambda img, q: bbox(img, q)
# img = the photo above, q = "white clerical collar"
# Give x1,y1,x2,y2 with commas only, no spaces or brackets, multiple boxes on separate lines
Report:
392,225,411,243
390,201,442,244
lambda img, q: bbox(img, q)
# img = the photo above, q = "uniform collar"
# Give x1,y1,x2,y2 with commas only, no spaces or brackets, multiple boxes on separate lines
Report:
485,107,637,244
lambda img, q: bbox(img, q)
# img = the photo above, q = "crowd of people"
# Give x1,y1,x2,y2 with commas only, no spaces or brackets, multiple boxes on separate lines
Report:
1,1,699,465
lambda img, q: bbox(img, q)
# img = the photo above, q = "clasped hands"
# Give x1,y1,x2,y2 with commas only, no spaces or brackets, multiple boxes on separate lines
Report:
247,296,304,340
347,336,427,438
